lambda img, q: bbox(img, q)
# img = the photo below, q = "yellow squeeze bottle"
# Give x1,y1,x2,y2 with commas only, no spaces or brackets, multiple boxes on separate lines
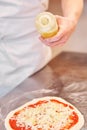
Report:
35,12,58,38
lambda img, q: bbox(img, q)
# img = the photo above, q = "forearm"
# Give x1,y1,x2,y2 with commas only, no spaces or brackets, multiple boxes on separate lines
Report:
61,0,84,23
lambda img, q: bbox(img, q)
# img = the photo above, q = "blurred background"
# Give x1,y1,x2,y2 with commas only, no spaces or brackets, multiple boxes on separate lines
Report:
48,0,87,57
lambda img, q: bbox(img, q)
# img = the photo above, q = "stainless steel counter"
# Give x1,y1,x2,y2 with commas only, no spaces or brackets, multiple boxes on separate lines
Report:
0,52,87,130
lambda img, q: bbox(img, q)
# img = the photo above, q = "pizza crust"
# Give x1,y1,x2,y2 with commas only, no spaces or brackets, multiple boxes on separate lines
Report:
5,96,84,130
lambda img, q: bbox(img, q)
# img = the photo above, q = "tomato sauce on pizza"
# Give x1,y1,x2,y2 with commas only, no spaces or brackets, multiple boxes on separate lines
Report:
5,97,84,130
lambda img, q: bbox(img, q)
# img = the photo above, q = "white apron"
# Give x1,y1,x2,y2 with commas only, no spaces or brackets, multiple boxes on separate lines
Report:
0,0,52,97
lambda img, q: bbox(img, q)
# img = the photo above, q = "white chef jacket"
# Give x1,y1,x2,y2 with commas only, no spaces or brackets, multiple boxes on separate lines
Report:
0,0,52,97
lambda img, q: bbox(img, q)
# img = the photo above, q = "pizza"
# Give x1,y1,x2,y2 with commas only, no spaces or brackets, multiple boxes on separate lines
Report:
5,96,84,130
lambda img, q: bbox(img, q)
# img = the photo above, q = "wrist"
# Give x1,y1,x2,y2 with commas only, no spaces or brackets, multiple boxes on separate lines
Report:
64,15,78,26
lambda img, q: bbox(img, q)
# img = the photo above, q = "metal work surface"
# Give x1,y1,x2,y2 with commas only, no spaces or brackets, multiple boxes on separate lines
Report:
0,52,87,130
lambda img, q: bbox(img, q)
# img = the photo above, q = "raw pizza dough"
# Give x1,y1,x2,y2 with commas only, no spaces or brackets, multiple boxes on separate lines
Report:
5,96,84,130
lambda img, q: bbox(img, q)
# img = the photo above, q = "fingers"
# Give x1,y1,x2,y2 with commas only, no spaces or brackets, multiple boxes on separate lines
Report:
40,34,69,47
39,26,68,46
39,15,76,47
43,40,65,47
40,27,66,43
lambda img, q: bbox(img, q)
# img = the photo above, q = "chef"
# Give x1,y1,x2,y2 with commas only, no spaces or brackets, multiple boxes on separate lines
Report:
0,0,83,97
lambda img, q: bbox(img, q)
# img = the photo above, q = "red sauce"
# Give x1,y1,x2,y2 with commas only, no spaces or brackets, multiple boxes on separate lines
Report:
60,111,78,130
50,99,68,107
69,105,74,110
9,117,42,130
69,111,79,127
9,119,31,130
9,99,78,130
29,100,48,108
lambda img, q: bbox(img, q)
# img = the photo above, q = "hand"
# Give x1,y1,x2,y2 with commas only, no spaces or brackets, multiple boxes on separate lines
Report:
40,15,77,47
